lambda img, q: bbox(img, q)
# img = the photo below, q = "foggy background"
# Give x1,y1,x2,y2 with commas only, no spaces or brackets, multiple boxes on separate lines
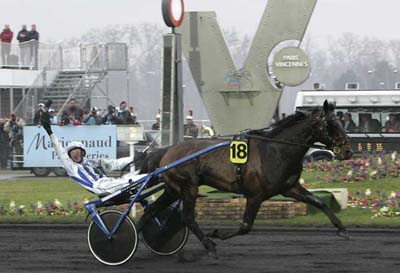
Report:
2,0,399,120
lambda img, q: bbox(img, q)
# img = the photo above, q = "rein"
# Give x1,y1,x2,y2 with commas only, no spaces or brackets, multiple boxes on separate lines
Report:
211,131,328,150
244,134,327,149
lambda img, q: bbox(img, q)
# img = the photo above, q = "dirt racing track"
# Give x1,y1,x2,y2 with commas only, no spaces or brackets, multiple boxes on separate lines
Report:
1,225,400,273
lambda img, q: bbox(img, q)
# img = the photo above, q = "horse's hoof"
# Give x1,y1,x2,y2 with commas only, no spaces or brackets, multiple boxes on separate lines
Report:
207,229,220,238
202,237,217,250
207,249,219,260
177,251,196,263
337,229,350,240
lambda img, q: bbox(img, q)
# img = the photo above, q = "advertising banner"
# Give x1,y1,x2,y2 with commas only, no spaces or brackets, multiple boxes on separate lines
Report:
23,125,117,167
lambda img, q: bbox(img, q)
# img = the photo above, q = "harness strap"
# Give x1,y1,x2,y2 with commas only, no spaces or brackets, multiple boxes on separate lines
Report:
236,165,245,193
230,134,249,193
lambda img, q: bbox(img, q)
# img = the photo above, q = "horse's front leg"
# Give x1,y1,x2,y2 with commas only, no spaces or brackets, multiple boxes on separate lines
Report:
181,184,218,258
208,194,264,240
283,183,349,239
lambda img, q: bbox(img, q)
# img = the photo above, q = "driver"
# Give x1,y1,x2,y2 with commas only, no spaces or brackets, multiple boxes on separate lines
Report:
41,107,147,195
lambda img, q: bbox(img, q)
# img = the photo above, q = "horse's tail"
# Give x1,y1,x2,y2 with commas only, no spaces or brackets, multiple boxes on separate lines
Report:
136,146,171,174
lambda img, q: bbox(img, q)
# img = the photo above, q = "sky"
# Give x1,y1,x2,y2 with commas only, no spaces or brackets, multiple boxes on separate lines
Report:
1,0,400,43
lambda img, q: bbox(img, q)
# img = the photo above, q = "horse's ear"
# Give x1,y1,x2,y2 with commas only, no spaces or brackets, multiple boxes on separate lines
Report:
323,100,329,113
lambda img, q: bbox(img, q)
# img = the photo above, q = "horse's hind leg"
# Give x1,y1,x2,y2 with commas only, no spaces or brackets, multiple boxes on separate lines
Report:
136,190,178,231
208,194,264,240
283,183,349,239
181,184,218,258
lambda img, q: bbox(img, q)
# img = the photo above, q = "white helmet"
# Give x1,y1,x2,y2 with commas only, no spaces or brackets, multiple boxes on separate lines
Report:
66,141,86,157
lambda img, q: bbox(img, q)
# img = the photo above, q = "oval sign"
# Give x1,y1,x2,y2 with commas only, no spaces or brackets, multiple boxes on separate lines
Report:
272,47,311,87
162,0,185,28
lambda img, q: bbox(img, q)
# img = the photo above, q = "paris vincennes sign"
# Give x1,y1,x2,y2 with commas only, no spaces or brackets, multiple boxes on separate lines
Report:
272,47,311,87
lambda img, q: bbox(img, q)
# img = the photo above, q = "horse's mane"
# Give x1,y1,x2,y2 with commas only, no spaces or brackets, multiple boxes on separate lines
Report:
249,111,311,138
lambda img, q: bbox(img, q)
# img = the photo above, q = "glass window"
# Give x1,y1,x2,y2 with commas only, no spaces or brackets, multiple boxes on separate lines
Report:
297,106,400,133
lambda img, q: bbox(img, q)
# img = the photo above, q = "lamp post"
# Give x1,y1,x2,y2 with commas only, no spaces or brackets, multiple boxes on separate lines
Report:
160,0,185,146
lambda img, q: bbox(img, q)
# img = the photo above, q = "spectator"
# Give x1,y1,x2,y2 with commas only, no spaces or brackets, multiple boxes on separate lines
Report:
336,111,345,127
343,112,356,132
83,107,102,125
0,25,14,67
184,111,198,138
49,108,58,125
4,114,25,167
117,101,130,124
33,102,46,125
0,118,10,168
16,25,30,67
200,124,215,137
127,106,139,125
28,24,39,69
358,113,381,132
384,113,400,132
102,105,119,125
151,114,160,130
4,114,25,140
61,98,83,125
130,114,140,125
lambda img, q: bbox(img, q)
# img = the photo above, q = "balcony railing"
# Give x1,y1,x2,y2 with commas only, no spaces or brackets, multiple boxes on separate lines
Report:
0,42,128,71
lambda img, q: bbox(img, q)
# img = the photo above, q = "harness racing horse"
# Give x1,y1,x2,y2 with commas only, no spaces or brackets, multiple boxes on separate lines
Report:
137,100,353,258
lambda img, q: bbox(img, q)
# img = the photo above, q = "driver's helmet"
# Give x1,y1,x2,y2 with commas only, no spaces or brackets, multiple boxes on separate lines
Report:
66,141,86,158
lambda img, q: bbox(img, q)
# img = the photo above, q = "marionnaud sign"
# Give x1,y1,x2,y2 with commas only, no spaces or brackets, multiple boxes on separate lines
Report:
272,46,311,87
23,125,117,167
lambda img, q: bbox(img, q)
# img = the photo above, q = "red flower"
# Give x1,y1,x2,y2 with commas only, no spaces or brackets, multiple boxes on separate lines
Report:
361,198,368,206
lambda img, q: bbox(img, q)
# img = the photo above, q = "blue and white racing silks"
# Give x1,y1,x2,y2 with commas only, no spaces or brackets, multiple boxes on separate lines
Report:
50,134,147,195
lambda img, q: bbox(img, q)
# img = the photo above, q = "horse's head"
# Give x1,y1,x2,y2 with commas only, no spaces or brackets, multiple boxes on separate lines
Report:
311,100,353,160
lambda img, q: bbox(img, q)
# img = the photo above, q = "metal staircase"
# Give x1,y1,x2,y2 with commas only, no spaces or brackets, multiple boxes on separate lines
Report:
13,43,127,123
42,70,107,113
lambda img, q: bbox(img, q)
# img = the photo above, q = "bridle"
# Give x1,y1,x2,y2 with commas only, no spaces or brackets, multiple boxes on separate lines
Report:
313,112,350,156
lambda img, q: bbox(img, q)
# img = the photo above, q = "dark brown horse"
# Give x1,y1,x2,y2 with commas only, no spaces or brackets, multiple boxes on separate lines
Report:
137,100,352,258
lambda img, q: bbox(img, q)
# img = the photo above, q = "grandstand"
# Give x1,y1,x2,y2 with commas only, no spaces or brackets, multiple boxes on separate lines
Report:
0,42,128,122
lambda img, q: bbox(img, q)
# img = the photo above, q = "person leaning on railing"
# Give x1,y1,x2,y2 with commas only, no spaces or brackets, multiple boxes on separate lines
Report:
16,25,30,67
151,114,160,130
0,24,13,67
184,114,199,138
61,98,83,125
83,107,102,125
28,24,39,69
102,105,119,125
33,103,46,126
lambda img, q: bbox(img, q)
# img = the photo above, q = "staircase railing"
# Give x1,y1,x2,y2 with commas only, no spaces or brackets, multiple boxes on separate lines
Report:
13,46,62,123
57,45,107,117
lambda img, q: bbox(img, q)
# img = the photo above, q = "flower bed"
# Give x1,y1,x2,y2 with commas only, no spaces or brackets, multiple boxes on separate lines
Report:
0,199,88,217
304,151,400,217
348,189,400,217
305,151,400,182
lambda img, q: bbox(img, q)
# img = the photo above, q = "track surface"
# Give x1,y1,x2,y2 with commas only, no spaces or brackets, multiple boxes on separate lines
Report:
0,225,400,273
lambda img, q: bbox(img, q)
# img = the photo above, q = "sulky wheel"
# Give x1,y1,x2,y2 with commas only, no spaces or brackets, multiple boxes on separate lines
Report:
87,210,138,265
142,206,189,256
